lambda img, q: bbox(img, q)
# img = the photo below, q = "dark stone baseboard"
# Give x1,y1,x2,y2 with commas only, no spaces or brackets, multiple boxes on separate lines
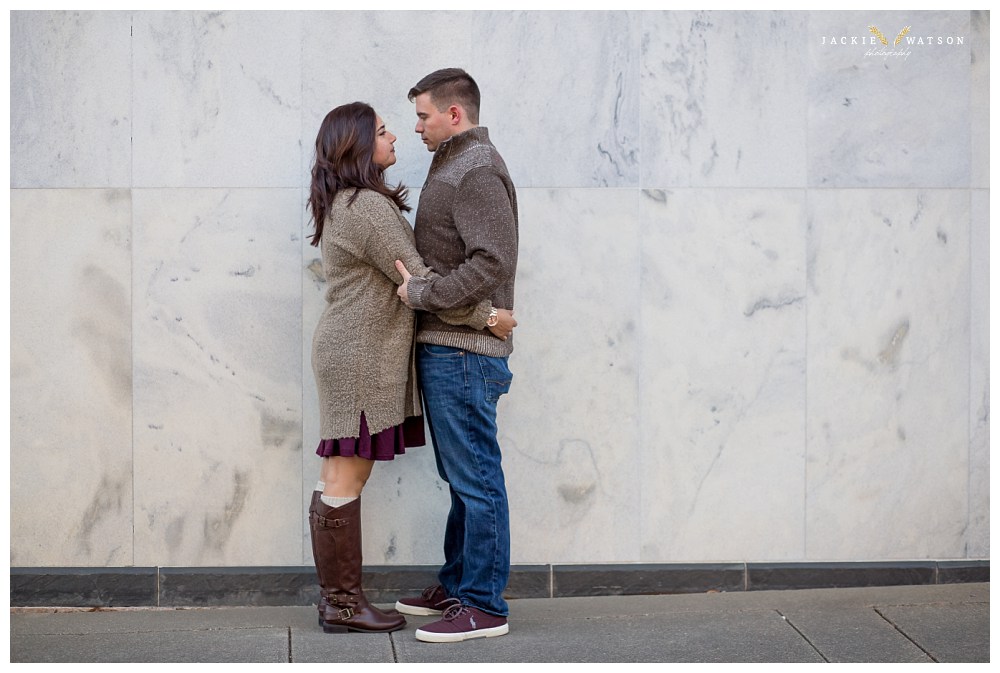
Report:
552,563,746,596
745,561,937,591
937,560,991,584
10,567,160,608
10,560,989,608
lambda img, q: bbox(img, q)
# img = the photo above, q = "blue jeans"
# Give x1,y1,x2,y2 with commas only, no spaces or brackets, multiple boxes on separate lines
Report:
417,343,513,617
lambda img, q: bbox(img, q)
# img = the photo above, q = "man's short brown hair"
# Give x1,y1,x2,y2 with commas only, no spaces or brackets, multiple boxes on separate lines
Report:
408,68,481,124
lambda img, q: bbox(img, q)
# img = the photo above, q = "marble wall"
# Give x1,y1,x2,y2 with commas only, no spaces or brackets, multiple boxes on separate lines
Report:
10,10,988,568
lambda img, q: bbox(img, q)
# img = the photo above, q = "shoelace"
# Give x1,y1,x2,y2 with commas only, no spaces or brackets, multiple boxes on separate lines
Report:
442,603,470,621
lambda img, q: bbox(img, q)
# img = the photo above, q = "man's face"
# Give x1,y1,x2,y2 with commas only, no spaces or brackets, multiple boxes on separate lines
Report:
414,92,453,152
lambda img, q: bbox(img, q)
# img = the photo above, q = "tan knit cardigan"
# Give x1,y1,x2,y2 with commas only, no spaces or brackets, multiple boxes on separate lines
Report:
311,188,490,440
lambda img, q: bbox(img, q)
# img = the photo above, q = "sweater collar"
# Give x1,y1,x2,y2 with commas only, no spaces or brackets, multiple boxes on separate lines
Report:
435,126,491,159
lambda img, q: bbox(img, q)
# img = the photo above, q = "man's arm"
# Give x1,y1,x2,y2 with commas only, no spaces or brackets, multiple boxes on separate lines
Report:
396,260,517,340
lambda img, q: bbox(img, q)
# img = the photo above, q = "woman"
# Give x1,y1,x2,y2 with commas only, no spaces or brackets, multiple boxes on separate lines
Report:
306,102,514,634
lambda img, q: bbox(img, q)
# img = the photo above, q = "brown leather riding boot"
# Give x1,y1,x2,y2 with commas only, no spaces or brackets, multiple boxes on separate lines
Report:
310,490,400,627
308,490,326,627
311,496,406,634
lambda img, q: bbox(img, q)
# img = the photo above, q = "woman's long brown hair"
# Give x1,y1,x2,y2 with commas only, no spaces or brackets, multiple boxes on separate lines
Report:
307,102,410,247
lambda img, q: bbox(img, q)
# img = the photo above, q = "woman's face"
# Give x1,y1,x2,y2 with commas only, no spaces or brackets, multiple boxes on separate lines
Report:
373,114,397,170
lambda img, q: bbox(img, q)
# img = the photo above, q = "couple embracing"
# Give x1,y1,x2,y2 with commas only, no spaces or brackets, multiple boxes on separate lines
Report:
306,68,519,644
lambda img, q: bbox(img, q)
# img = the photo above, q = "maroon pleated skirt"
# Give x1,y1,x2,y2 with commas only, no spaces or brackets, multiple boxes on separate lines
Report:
315,412,426,461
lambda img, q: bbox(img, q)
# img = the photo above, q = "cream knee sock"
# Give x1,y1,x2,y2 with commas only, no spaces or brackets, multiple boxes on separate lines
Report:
320,494,357,508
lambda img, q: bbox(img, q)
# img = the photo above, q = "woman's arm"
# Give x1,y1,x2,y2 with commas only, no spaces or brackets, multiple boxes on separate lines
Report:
344,192,492,329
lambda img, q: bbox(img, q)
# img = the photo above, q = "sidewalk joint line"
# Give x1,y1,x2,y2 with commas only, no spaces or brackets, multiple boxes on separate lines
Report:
390,630,399,663
287,626,292,663
873,607,938,662
775,610,829,663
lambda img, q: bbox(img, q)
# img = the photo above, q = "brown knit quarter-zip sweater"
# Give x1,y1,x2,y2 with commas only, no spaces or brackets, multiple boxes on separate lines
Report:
311,188,490,439
406,127,518,357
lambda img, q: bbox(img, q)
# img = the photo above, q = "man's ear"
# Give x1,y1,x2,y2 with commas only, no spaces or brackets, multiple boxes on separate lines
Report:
448,104,463,125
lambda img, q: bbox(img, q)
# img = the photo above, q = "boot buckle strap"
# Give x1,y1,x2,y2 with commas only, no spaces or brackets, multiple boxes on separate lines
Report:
313,514,349,528
329,593,360,604
322,592,358,620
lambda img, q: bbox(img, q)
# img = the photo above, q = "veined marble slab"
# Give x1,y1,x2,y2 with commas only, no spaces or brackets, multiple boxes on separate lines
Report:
808,11,971,188
639,188,807,561
132,188,303,565
470,11,640,188
132,12,302,188
641,11,808,189
10,11,132,188
805,189,970,559
10,189,133,565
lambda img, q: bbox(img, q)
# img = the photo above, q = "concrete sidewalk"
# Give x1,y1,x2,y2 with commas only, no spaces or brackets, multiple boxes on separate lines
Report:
10,582,989,663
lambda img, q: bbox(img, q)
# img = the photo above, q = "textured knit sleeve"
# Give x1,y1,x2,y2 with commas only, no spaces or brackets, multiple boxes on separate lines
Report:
428,284,492,328
405,167,517,312
344,192,491,329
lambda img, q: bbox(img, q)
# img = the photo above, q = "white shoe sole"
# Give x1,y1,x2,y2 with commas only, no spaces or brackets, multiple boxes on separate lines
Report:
415,623,509,643
394,601,444,617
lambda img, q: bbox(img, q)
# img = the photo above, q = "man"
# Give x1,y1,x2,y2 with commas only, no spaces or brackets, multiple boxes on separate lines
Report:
393,68,519,643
